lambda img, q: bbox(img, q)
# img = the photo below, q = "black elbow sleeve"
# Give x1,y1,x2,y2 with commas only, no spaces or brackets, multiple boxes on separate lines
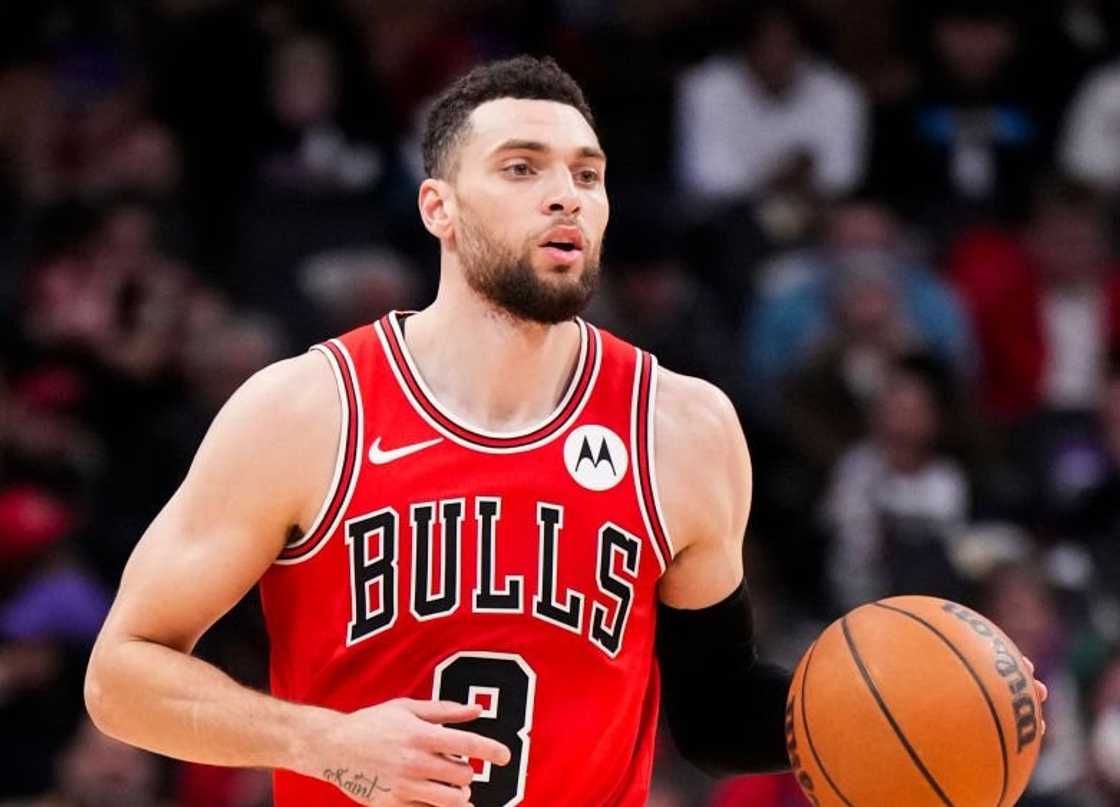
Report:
655,583,792,776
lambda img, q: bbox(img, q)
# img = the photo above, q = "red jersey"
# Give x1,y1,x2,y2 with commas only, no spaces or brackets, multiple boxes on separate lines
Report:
259,311,677,807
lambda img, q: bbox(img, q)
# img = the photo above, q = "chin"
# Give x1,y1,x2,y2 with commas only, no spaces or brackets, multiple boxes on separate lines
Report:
537,258,583,277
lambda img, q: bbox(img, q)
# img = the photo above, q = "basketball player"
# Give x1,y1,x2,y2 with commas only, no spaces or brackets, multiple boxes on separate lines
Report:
84,56,1044,807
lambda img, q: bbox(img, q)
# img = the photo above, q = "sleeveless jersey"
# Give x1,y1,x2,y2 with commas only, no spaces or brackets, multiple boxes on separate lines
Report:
259,311,677,807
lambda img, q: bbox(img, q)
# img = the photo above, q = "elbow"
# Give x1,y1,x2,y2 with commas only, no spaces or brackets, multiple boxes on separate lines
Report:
84,640,121,739
666,718,740,778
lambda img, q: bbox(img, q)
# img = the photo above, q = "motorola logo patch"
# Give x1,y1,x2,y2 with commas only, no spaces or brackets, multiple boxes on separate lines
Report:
563,425,627,491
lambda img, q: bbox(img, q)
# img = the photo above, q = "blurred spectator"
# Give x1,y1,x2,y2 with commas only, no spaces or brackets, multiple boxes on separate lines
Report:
822,355,970,610
298,246,423,335
86,120,184,201
949,177,1120,421
800,0,916,103
22,198,198,385
1035,354,1120,596
745,195,972,425
259,33,382,195
870,2,1042,226
979,562,1089,806
0,489,108,797
1024,2,1120,142
0,718,170,807
675,4,867,205
1060,60,1120,194
595,221,740,388
0,66,68,204
1088,654,1120,806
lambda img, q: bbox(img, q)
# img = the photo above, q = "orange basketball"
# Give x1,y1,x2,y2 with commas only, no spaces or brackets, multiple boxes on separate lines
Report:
785,596,1043,807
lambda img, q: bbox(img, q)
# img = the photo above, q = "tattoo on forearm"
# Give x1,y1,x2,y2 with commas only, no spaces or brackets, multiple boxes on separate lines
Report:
323,767,392,802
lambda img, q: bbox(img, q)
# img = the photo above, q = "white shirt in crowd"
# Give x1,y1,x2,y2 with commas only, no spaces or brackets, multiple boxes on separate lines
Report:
675,55,867,200
1061,61,1120,192
823,442,968,610
1042,285,1105,410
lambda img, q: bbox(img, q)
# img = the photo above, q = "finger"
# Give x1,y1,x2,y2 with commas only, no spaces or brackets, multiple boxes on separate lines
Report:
425,726,512,766
413,754,476,788
1037,681,1049,702
1022,656,1035,675
397,778,471,806
404,699,484,725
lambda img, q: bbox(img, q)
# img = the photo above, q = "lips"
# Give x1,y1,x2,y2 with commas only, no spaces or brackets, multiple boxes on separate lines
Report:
539,226,585,252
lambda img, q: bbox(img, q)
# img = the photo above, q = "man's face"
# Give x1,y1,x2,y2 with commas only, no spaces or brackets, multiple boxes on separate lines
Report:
441,97,609,323
933,18,1017,88
746,17,802,95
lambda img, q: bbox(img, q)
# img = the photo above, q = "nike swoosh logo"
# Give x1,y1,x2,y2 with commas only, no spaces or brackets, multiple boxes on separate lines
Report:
368,436,444,465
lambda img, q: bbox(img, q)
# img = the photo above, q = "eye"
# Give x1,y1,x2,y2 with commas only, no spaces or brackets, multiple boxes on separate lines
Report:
576,168,601,185
503,162,535,177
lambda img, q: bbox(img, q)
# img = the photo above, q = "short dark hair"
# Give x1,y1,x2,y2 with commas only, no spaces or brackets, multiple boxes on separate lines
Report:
421,55,595,179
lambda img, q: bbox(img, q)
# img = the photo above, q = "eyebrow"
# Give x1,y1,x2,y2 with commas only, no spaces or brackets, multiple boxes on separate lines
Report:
491,139,606,161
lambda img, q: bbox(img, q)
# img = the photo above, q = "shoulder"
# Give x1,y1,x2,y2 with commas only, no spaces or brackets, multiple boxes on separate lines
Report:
1078,61,1120,100
679,55,745,95
654,368,741,453
217,350,338,439
653,367,751,555
652,367,751,605
803,62,865,106
184,350,340,529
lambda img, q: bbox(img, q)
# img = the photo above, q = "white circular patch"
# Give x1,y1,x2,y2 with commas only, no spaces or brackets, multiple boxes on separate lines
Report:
564,425,627,491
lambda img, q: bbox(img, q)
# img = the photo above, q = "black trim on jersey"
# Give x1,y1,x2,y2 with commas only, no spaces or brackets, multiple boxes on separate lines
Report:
634,350,674,567
279,339,362,563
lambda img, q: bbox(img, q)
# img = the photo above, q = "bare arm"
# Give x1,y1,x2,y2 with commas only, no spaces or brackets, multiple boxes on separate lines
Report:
85,353,339,770
654,369,752,608
85,352,508,805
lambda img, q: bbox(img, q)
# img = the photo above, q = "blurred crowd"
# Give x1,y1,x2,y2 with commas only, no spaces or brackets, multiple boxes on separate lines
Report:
1,1,1119,805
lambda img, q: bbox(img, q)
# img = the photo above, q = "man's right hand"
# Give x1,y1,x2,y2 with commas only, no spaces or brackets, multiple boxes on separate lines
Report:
307,698,512,807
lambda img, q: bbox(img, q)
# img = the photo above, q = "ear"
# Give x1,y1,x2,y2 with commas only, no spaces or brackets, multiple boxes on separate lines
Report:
418,178,455,240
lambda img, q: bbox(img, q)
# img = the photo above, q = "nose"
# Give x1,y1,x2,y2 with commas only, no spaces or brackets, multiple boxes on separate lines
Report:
540,168,581,217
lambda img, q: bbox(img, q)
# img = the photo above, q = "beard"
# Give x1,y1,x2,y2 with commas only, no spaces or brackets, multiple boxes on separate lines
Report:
457,213,600,325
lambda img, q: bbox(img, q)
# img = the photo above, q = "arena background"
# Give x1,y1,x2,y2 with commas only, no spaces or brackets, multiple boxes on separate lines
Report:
1,1,1119,805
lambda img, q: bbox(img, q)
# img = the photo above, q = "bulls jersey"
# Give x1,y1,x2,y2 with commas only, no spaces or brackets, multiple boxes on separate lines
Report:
259,311,677,806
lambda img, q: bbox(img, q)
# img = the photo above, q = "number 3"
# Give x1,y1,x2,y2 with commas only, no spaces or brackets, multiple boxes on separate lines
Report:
433,652,537,807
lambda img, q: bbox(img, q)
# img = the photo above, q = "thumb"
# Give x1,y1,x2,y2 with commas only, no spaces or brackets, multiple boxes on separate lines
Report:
403,699,483,724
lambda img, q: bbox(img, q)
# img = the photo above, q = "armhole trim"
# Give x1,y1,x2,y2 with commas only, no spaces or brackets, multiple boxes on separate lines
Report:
276,339,363,565
631,349,676,573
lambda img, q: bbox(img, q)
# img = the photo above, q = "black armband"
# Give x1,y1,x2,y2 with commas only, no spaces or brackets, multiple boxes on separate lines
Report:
656,582,792,776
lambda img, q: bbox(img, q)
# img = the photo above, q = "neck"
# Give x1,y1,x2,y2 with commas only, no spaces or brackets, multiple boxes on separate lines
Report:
401,269,582,433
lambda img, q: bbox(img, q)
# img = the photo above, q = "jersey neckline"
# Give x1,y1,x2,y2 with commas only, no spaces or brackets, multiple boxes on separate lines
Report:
373,310,602,452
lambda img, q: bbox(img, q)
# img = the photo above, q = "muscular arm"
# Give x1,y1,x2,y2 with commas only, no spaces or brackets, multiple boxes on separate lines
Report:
654,370,751,607
85,353,509,802
653,369,791,776
85,352,342,771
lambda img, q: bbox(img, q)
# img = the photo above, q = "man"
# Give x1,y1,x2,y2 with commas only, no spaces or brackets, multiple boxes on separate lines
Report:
676,4,867,202
82,56,1032,807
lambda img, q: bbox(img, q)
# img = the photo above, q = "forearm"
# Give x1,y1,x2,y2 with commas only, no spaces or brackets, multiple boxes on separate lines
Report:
85,636,332,776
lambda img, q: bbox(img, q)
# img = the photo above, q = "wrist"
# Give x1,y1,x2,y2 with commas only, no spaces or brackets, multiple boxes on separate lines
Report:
279,702,339,777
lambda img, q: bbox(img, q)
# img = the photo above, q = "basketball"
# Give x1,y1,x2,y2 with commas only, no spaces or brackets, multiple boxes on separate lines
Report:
785,596,1043,807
